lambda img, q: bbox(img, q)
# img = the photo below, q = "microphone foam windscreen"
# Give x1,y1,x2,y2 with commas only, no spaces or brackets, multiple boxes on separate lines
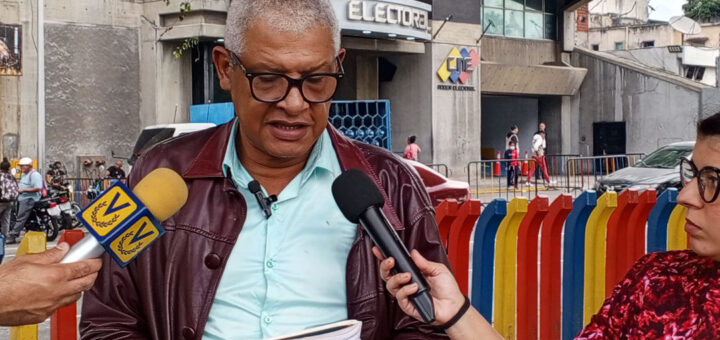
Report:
248,180,261,193
133,168,189,221
332,169,385,223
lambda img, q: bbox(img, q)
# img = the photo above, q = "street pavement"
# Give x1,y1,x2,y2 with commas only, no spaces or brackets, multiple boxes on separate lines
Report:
1,236,83,339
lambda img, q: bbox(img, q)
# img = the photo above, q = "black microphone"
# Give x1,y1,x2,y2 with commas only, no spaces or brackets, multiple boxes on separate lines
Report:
331,169,435,323
248,180,277,218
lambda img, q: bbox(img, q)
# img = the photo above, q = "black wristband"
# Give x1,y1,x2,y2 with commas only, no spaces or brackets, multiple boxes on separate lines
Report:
438,295,471,331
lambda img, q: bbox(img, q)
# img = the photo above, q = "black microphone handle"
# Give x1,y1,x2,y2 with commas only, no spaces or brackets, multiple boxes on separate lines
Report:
360,206,435,324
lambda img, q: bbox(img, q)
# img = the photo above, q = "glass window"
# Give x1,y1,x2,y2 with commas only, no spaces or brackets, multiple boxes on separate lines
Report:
544,14,556,39
482,0,557,40
615,42,624,50
525,12,544,39
634,146,693,169
505,0,523,11
545,0,557,14
484,8,504,35
486,0,503,8
505,10,524,37
526,0,543,12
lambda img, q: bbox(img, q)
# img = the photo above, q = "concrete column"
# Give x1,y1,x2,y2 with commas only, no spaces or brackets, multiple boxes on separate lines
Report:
561,96,572,154
356,55,378,100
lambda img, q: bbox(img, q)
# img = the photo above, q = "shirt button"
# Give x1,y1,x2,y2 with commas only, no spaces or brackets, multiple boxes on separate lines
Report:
264,316,272,324
182,326,196,339
271,204,278,211
266,259,274,268
204,253,222,269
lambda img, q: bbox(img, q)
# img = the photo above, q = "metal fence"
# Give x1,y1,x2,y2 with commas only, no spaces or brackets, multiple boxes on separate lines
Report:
466,153,646,200
427,163,449,177
564,153,644,195
61,178,127,208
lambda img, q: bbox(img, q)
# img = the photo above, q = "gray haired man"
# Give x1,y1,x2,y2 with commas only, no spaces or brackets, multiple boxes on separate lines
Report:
80,0,450,339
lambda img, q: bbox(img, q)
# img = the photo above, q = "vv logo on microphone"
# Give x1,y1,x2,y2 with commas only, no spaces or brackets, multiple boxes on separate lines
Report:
78,181,164,266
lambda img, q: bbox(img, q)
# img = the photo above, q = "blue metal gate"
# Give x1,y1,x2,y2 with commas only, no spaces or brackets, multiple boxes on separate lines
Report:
329,100,392,149
190,100,392,149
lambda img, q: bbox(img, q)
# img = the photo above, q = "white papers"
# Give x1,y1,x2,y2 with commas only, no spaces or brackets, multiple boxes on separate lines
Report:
265,320,362,340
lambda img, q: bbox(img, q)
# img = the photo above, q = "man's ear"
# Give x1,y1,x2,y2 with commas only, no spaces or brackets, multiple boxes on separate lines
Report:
212,46,233,91
338,48,347,63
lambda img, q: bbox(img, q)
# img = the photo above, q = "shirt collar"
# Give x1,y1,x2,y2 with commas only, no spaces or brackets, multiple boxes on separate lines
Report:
221,118,339,190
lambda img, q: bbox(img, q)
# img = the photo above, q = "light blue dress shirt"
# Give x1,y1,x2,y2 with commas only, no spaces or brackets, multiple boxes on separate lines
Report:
18,170,43,201
203,120,357,340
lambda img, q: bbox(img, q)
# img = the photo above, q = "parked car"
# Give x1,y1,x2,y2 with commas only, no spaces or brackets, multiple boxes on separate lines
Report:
402,159,471,204
128,123,216,166
595,141,694,195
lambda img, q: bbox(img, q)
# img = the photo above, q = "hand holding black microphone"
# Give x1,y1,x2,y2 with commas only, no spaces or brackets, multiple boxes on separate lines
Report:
332,168,435,324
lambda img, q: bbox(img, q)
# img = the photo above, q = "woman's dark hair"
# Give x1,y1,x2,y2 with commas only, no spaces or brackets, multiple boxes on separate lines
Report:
510,124,518,131
0,157,10,171
408,135,416,144
698,112,720,137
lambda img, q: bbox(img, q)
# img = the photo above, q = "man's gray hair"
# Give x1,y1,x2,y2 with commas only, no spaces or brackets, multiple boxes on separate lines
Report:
225,0,341,55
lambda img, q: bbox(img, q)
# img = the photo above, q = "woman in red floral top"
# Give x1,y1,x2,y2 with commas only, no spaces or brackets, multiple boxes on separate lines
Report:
378,112,720,339
577,113,720,338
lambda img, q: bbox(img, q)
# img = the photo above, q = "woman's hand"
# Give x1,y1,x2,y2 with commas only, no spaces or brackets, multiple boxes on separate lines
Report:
372,247,465,325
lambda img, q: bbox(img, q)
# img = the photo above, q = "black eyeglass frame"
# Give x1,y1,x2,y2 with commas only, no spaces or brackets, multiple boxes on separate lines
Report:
227,48,344,104
680,157,720,204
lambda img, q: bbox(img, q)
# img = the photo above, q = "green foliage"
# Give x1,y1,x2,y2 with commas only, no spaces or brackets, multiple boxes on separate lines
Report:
683,0,720,21
172,38,199,59
162,1,198,59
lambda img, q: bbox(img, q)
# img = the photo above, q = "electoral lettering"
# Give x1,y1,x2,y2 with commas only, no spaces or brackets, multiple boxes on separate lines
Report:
348,0,429,32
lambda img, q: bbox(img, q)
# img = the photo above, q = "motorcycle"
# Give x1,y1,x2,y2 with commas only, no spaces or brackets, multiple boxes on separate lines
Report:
10,198,61,242
47,180,82,230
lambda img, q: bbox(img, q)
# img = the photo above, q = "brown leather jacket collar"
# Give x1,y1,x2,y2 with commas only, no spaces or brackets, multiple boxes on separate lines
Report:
181,121,405,230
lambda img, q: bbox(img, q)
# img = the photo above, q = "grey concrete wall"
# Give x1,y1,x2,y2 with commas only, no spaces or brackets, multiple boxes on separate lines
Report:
431,43,482,171
570,52,700,155
482,36,557,66
0,0,40,161
380,50,433,162
481,96,539,157
608,48,681,74
45,23,140,176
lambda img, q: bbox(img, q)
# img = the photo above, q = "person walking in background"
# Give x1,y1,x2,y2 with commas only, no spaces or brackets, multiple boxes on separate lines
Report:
539,122,547,154
403,135,421,161
6,157,44,245
526,130,552,186
0,158,18,238
505,125,519,151
504,140,520,189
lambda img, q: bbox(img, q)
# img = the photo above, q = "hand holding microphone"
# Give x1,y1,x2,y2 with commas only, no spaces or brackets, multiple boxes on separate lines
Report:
332,169,435,324
62,168,188,265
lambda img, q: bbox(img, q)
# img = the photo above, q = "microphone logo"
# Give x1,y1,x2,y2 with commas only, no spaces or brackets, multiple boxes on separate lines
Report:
78,181,164,267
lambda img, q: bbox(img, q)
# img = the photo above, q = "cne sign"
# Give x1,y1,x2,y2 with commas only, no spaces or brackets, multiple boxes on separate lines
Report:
437,47,479,92
347,0,429,32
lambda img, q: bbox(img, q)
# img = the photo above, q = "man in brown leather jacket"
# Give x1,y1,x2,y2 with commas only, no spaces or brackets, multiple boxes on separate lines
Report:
80,0,450,339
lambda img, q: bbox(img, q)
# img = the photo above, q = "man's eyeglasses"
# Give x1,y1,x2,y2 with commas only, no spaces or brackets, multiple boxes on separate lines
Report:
680,157,720,203
227,49,344,104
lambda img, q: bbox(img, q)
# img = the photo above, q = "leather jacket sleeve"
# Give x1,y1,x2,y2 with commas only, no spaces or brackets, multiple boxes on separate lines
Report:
79,169,151,339
364,148,451,339
79,253,151,339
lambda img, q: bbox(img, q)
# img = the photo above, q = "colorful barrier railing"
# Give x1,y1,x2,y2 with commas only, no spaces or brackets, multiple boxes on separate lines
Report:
50,229,85,340
440,188,688,340
10,231,47,340
5,188,690,339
